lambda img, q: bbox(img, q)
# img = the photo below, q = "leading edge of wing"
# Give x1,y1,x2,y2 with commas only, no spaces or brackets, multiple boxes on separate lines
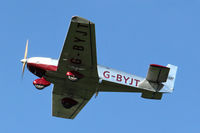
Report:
57,15,98,77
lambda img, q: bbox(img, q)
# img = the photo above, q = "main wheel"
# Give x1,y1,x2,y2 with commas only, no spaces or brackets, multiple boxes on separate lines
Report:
68,75,78,81
34,84,45,90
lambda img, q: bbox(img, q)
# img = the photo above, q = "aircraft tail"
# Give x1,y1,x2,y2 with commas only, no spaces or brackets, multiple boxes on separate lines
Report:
140,64,177,99
161,64,178,93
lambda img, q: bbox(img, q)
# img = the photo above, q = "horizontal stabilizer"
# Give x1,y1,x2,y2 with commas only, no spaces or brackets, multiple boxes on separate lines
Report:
141,92,162,100
146,64,170,83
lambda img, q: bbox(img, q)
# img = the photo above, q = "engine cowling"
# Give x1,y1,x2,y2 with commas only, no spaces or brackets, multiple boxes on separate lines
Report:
33,77,51,90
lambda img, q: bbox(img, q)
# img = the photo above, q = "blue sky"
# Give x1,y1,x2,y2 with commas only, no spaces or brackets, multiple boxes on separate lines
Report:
1,0,200,132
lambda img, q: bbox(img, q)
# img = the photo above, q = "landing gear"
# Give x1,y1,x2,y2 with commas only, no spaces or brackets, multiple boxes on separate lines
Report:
34,84,45,90
66,71,83,81
33,77,51,90
67,75,78,81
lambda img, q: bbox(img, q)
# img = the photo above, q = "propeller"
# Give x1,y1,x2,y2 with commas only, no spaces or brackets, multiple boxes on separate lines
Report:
21,40,29,78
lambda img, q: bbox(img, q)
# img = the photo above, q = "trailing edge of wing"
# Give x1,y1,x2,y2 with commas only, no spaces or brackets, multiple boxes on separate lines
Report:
71,16,94,24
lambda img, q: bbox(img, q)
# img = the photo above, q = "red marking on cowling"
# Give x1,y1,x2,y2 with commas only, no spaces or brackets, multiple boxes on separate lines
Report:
27,63,57,71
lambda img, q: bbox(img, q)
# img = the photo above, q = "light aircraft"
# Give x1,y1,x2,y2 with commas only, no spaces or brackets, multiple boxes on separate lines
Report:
21,16,178,119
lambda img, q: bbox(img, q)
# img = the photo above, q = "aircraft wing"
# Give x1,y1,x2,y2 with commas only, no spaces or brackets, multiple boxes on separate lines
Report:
51,16,98,119
52,83,94,119
57,16,98,77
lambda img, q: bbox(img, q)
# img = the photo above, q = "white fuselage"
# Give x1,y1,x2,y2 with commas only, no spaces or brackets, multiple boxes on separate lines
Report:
26,57,145,89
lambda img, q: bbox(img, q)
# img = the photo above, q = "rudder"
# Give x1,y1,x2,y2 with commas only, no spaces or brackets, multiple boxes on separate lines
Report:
161,64,178,93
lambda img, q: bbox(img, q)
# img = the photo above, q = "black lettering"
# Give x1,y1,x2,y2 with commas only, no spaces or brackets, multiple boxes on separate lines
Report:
73,45,84,51
74,37,85,42
76,30,87,36
70,58,82,64
77,23,88,28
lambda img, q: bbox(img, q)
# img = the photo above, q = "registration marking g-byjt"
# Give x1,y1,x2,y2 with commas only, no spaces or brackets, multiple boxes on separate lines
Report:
70,23,89,65
103,71,140,87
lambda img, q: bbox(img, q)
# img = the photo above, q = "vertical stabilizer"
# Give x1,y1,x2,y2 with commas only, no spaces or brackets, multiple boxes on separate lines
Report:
161,64,178,92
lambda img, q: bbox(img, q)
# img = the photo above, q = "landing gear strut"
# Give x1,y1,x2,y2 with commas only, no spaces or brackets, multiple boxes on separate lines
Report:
33,77,51,90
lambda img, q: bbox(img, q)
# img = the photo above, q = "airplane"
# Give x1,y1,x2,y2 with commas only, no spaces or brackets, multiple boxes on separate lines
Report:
21,16,178,119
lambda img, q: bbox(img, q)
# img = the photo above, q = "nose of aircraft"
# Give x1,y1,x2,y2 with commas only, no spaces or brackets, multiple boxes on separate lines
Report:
20,59,27,63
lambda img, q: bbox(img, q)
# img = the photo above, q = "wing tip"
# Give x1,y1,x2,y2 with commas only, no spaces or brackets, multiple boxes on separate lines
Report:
71,16,94,24
52,113,74,120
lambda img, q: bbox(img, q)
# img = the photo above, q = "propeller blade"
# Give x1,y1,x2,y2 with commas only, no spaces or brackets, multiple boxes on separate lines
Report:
24,40,28,59
21,40,29,78
22,62,26,78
